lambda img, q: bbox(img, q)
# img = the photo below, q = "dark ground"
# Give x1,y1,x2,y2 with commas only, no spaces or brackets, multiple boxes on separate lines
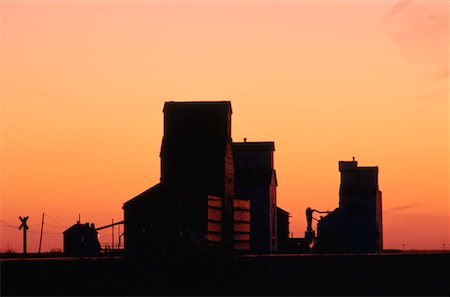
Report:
1,252,449,296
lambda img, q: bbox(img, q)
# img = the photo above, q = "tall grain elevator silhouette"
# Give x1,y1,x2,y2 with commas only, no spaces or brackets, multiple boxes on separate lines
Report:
123,102,235,256
315,159,383,253
233,141,277,253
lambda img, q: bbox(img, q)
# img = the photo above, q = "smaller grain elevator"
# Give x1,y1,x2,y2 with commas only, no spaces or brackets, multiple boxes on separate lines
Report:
315,159,383,253
233,141,277,253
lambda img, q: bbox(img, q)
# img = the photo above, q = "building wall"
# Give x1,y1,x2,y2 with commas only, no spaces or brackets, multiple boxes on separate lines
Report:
233,147,273,170
233,198,251,251
376,191,383,251
269,176,277,251
236,185,270,252
161,102,232,192
223,141,235,251
124,185,183,256
233,142,277,254
276,207,290,252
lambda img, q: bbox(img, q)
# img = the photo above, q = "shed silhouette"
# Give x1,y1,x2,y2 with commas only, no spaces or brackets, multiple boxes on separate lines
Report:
63,223,100,256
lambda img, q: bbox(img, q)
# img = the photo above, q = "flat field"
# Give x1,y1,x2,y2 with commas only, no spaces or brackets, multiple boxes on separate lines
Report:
1,252,449,295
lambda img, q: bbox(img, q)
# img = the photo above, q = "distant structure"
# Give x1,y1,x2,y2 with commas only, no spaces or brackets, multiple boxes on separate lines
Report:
122,101,288,256
123,102,246,256
63,222,100,256
314,159,383,253
233,141,277,253
121,101,383,256
4,103,390,259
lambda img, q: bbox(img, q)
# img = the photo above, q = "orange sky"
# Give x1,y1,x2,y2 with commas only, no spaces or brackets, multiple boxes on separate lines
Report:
1,1,448,252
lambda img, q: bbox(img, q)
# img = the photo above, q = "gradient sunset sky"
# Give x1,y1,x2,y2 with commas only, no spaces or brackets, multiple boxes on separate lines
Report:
1,0,448,252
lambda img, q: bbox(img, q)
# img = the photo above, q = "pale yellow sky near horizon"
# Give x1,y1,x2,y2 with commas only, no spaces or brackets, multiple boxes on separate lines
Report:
1,1,448,252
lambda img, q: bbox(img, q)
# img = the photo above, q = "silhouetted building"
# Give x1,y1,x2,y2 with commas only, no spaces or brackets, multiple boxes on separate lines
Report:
63,223,100,256
233,198,251,251
315,159,383,253
233,141,277,253
123,102,235,256
206,195,251,251
276,207,290,252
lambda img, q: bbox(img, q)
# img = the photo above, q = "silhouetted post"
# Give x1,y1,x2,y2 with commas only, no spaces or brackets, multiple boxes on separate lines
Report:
118,223,120,248
18,216,29,254
306,207,313,232
112,219,114,250
38,213,44,253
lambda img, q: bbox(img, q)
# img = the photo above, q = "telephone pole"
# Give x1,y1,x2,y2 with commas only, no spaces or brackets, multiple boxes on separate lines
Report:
118,223,121,248
38,213,44,253
19,216,29,254
112,219,114,250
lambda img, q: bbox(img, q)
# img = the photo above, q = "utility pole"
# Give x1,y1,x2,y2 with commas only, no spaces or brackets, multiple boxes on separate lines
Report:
118,223,121,248
38,213,44,253
112,219,114,250
18,216,29,254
